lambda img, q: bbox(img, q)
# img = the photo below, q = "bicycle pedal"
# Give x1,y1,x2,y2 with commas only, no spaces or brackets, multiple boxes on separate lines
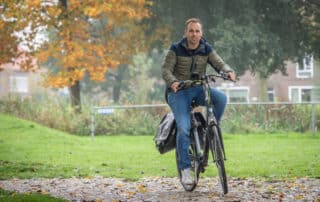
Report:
200,167,205,173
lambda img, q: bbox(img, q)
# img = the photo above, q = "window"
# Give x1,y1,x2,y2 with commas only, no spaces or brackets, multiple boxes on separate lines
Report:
289,86,313,102
268,87,275,102
9,75,28,93
218,86,249,103
296,55,313,78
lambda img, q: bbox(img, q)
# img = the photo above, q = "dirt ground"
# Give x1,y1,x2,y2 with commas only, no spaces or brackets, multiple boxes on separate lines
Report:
0,177,319,201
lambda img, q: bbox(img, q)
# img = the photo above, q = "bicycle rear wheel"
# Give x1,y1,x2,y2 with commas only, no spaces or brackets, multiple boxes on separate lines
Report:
208,125,228,194
175,141,199,191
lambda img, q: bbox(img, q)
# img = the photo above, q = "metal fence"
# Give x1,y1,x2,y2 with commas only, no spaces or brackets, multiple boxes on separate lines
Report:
90,102,320,139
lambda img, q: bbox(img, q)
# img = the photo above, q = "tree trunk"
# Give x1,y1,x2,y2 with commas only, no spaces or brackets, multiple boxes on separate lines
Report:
60,0,81,113
113,79,122,103
112,65,127,103
69,81,81,113
258,74,268,102
59,0,67,9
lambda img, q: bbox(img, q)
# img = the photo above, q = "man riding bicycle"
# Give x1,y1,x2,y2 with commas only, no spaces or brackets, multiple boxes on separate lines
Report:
162,18,236,186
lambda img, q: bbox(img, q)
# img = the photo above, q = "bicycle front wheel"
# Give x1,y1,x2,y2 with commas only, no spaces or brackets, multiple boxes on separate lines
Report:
208,125,228,194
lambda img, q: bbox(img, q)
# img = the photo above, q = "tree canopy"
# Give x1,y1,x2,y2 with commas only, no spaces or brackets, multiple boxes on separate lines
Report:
1,0,155,110
1,0,319,105
35,0,151,88
150,0,320,78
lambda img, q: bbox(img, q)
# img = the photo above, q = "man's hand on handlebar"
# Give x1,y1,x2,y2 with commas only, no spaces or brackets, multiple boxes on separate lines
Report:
227,71,236,82
171,71,236,93
171,81,180,93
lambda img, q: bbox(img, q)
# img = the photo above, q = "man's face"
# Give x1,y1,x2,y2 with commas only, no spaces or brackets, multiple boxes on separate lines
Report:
184,22,203,48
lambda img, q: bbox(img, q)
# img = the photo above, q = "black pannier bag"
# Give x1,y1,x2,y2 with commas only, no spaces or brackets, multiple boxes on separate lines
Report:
154,112,177,154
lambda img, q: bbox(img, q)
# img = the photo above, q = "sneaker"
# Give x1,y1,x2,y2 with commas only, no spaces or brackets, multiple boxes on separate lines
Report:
181,168,193,185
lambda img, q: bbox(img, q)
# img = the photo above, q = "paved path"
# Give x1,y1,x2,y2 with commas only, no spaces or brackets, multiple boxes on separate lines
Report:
1,177,319,201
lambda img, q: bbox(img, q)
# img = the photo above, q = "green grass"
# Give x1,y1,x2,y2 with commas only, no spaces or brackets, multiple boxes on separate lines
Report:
0,189,67,202
0,113,319,181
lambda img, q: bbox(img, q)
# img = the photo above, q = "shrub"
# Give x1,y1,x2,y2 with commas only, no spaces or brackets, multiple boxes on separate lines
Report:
92,107,168,136
0,95,318,135
222,104,320,134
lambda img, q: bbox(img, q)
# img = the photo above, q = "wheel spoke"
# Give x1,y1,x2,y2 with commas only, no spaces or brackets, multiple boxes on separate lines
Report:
208,126,228,194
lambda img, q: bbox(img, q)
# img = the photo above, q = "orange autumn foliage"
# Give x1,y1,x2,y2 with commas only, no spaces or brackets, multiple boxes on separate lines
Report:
1,0,152,88
0,1,23,68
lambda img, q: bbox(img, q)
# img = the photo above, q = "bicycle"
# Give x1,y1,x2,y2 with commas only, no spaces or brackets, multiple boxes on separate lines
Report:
175,72,233,194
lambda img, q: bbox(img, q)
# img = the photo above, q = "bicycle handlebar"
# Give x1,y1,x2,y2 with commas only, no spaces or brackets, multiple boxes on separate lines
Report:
177,72,235,90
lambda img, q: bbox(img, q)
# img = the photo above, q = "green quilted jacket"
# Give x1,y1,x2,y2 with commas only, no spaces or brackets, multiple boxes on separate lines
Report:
162,37,233,87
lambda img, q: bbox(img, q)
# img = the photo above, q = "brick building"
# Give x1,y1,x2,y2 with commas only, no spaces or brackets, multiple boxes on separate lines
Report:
216,56,320,103
0,57,46,99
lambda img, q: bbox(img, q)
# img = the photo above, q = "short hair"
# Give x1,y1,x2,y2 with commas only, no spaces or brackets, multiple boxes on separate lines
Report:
185,18,202,30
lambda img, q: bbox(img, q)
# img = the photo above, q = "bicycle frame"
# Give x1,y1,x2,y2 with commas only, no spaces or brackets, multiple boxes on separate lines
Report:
190,74,228,161
176,72,231,194
202,80,227,161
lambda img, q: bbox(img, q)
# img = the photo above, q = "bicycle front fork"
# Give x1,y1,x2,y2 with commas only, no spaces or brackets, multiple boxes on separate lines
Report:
207,107,218,126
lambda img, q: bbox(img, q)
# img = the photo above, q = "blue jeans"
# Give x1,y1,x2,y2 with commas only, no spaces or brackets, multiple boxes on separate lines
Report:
167,86,227,170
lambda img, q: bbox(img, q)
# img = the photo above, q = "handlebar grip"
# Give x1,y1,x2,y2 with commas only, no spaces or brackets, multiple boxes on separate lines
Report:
220,72,230,80
178,81,186,89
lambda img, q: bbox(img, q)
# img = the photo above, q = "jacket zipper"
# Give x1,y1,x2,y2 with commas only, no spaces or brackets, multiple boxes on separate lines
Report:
190,56,195,73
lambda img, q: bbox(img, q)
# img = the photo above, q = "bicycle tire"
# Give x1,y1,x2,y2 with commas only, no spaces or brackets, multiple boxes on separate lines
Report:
175,140,199,192
208,125,228,194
